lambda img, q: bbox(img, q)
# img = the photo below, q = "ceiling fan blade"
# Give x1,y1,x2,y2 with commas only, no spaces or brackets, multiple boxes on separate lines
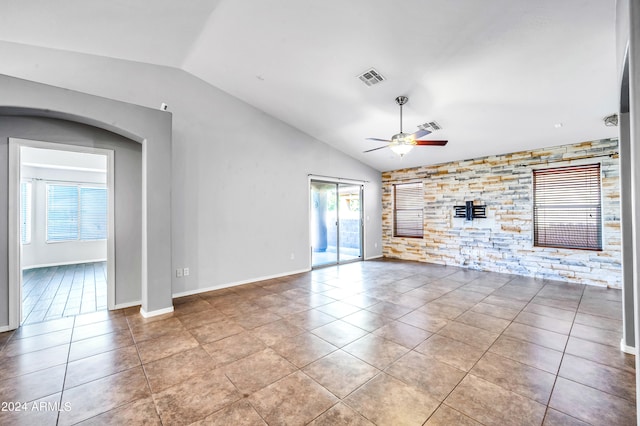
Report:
411,128,431,139
366,137,392,143
415,140,448,146
363,146,388,153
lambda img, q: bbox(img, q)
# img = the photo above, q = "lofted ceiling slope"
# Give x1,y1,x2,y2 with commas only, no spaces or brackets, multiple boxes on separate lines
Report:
0,0,619,171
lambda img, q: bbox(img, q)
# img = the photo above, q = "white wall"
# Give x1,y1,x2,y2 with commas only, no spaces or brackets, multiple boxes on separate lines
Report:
21,165,107,269
615,0,640,422
0,42,383,297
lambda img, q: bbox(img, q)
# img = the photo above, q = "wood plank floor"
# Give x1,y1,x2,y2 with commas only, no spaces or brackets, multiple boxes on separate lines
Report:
22,262,107,325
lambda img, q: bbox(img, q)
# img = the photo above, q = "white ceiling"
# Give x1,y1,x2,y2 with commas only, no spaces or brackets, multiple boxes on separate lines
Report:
0,0,619,171
21,147,107,173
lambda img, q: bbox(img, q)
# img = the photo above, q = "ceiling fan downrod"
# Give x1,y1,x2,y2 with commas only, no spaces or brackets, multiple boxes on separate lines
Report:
395,96,408,133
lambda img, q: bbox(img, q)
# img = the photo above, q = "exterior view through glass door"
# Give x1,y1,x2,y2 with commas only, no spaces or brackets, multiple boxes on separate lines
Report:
311,180,363,267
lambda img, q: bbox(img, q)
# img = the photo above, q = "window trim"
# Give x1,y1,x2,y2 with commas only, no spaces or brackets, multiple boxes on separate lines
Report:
20,180,32,245
393,181,424,238
532,163,603,251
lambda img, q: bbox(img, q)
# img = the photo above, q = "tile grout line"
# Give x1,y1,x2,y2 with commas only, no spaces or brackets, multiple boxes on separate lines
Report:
117,313,160,425
56,313,76,426
542,290,637,410
419,274,527,425
420,275,586,425
2,261,629,425
540,282,586,424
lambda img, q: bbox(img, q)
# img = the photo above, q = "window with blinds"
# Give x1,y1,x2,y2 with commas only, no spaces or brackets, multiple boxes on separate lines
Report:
47,184,107,242
394,182,423,238
80,187,108,240
20,181,32,244
47,185,79,242
533,164,602,250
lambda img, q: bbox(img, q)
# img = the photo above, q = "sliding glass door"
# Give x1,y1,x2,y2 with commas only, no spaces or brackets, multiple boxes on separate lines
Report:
311,180,363,267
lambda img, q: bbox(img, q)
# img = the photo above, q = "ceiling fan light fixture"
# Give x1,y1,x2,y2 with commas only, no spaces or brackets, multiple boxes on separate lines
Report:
390,132,416,157
389,143,414,157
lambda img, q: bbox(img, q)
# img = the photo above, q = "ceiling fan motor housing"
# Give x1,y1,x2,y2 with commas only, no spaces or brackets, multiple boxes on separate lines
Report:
391,132,414,145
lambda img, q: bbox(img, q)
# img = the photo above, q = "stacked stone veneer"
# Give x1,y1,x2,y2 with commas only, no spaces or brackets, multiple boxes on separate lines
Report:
382,139,622,288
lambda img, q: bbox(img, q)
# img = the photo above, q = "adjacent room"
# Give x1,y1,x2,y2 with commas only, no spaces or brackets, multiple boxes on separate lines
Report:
0,0,639,425
20,146,110,324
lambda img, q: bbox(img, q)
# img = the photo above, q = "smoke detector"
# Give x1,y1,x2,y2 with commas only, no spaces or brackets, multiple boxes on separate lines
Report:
603,113,618,127
357,68,385,86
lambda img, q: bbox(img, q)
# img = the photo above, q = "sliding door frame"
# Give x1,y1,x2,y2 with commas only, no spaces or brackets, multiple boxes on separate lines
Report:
309,176,364,268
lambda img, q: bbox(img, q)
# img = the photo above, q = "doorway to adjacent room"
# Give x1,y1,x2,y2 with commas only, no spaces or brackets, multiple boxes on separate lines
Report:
9,139,115,327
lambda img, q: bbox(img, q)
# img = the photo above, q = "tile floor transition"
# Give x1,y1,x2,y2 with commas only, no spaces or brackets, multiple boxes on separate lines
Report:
0,259,635,425
22,262,107,324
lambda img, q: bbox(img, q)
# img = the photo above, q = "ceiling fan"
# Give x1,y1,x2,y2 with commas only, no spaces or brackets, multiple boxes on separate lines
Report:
364,96,448,157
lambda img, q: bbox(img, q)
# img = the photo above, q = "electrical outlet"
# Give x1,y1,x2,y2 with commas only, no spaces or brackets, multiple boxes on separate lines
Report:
183,267,190,276
374,242,378,248
176,268,183,278
290,253,295,260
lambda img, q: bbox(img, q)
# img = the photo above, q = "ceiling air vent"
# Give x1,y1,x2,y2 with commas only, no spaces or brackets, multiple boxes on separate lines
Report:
357,68,385,86
418,121,442,132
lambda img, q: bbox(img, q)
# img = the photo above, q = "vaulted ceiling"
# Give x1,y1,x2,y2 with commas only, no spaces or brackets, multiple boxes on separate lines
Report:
0,0,618,171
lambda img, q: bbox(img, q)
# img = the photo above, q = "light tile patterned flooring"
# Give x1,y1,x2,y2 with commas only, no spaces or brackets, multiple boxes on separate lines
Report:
22,262,107,325
0,259,634,425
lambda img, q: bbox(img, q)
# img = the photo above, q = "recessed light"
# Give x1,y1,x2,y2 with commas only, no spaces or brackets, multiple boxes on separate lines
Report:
554,123,563,128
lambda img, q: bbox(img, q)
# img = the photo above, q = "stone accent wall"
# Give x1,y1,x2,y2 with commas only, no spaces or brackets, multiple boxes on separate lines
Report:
382,139,621,288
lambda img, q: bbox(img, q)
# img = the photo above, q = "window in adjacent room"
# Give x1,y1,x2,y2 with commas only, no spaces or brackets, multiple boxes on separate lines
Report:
533,163,602,250
20,180,32,244
394,182,423,238
79,187,108,240
47,184,107,242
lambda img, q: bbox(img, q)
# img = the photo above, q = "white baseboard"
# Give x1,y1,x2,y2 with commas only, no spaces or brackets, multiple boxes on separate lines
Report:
172,268,311,299
140,306,174,318
620,338,635,355
365,254,384,260
113,300,142,310
23,259,107,270
0,325,11,333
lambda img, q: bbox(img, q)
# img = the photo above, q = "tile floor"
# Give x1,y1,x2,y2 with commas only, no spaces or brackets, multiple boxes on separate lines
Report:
22,262,107,324
0,259,635,425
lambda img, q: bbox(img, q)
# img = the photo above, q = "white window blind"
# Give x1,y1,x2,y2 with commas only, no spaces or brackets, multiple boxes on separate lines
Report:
80,187,108,240
47,185,79,242
20,181,32,244
533,164,602,250
47,184,107,242
394,182,423,238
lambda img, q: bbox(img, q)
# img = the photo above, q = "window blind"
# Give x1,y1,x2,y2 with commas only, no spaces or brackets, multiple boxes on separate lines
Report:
394,182,423,238
533,164,602,250
47,185,79,242
20,181,32,244
80,187,108,240
47,184,107,242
